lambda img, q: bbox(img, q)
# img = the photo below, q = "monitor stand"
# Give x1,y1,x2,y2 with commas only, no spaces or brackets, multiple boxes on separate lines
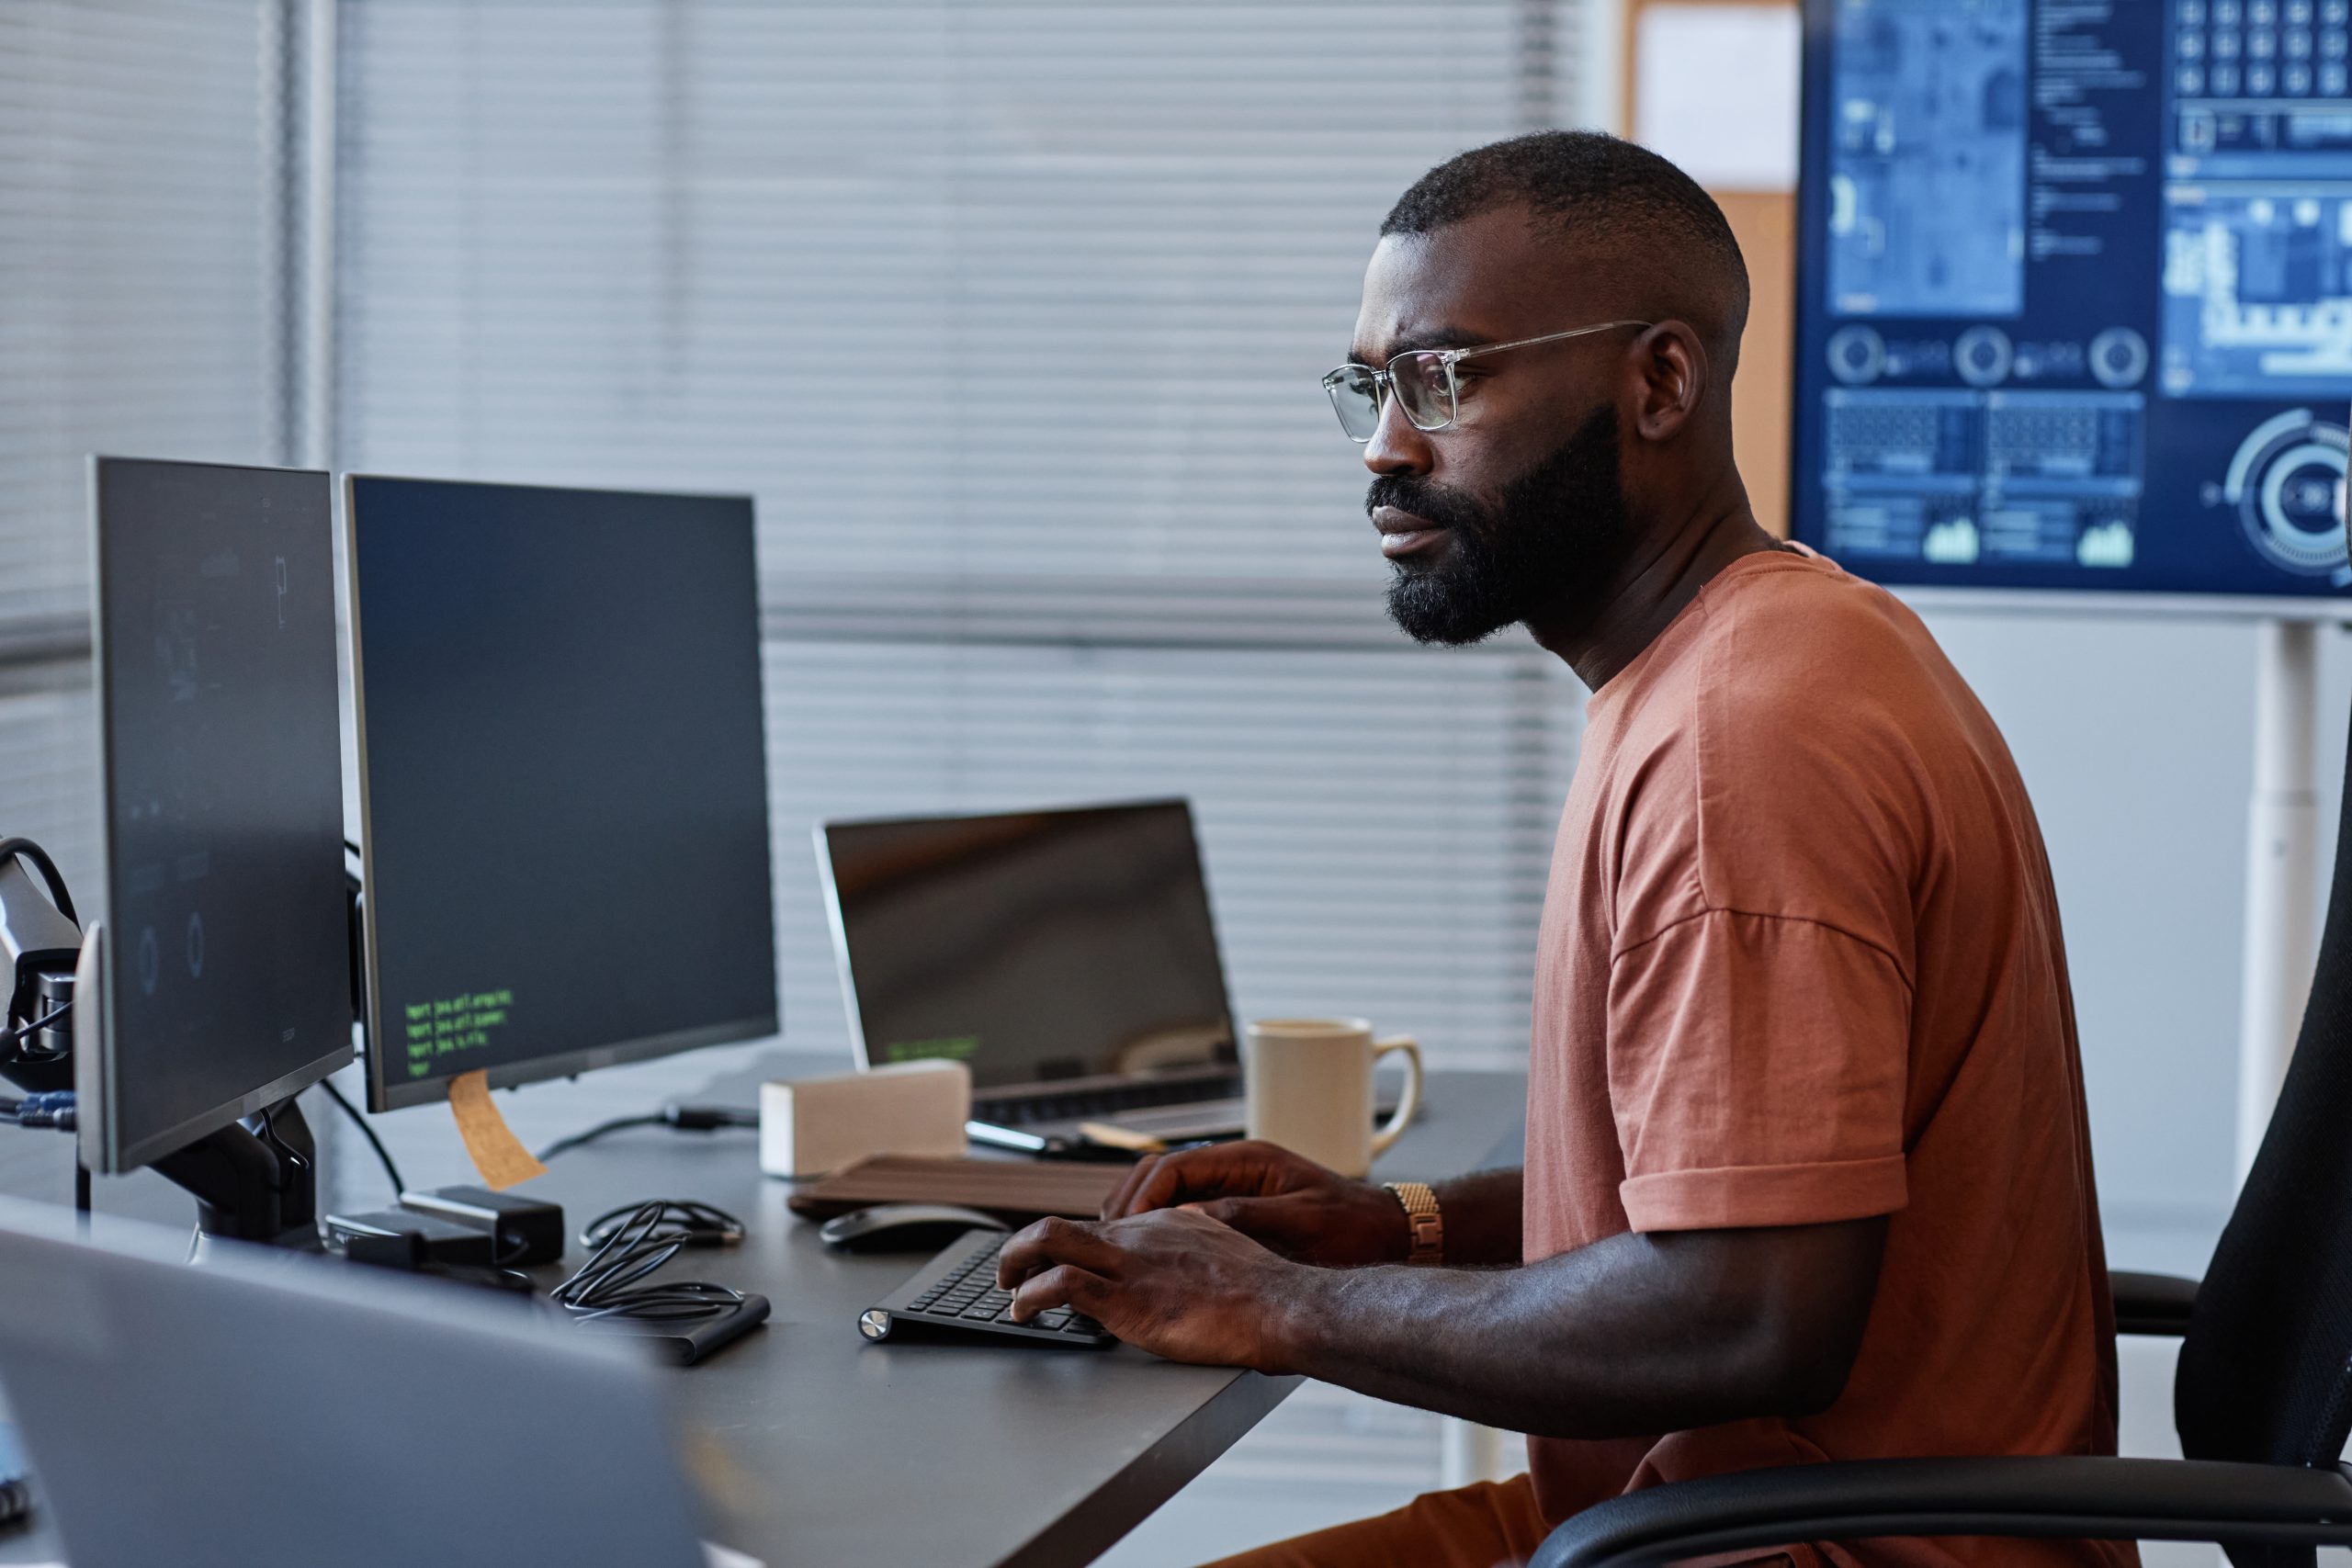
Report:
57,922,326,1249
151,1098,322,1250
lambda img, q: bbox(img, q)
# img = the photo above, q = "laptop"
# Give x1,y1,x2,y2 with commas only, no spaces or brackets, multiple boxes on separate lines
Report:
818,799,1255,1152
818,798,1401,1154
0,1198,713,1568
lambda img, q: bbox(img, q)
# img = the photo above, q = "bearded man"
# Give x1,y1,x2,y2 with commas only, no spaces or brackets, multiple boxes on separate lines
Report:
999,130,2128,1568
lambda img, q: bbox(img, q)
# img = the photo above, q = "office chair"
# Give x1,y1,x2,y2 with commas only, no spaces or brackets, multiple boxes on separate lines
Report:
1531,732,2352,1568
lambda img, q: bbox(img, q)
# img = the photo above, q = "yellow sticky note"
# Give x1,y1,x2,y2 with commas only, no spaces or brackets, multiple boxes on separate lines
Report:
447,1068,547,1190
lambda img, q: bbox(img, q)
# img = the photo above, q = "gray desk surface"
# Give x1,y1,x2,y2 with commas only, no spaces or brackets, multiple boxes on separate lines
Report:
0,1066,1526,1568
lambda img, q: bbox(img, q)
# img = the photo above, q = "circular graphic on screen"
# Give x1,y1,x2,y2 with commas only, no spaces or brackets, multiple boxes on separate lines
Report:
1826,324,1886,386
1954,326,2014,388
2088,327,2149,389
2222,409,2350,578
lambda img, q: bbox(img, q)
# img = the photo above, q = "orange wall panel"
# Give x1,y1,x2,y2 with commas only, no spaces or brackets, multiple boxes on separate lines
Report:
1623,0,1800,537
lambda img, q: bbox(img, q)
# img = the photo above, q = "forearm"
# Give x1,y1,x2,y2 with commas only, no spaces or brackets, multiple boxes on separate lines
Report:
1265,1222,1880,1438
1428,1167,1522,1266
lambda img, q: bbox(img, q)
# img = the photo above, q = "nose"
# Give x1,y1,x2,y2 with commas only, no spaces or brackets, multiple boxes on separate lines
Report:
1361,383,1434,479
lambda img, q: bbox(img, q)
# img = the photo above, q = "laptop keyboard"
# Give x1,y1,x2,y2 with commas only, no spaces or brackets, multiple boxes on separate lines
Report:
978,1070,1243,1126
859,1229,1114,1348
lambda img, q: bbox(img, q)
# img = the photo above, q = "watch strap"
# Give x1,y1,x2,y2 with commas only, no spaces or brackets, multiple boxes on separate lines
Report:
1383,1179,1443,1265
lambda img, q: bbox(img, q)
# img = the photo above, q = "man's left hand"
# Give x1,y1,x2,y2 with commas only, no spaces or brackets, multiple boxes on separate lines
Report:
994,1209,1307,1370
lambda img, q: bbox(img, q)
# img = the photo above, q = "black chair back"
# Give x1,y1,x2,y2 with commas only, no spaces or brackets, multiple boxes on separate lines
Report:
2174,718,2352,1568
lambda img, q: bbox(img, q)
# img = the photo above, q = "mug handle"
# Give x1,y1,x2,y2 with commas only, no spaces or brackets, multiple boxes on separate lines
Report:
1367,1034,1424,1158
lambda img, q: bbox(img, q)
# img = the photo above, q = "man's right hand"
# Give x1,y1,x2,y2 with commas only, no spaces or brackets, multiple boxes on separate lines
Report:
1101,1140,1409,1267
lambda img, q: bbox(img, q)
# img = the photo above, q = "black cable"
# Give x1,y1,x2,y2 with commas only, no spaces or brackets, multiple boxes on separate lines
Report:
255,1102,311,1193
316,1078,405,1196
536,1113,665,1163
0,838,75,926
579,1198,744,1251
0,1002,70,1049
535,1103,759,1163
549,1200,748,1324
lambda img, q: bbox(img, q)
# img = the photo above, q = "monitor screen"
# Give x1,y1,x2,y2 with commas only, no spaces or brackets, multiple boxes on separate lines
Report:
348,477,778,1111
85,458,353,1173
1792,0,2352,604
820,800,1235,1089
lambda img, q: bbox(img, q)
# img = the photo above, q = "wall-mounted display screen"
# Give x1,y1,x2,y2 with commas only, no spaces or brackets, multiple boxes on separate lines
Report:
1794,0,2352,604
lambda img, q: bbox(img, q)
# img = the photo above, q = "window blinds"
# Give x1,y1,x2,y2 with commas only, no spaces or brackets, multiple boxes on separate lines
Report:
0,0,281,916
334,2,1573,605
0,1,281,645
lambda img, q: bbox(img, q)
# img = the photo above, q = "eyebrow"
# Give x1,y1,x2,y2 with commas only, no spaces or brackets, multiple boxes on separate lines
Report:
1345,323,1489,366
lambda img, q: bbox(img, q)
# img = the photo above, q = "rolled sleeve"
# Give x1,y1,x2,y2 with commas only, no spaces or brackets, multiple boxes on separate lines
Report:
1607,908,1912,1234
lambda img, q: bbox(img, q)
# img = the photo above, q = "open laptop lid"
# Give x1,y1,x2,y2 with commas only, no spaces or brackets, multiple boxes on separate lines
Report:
817,799,1237,1090
0,1200,707,1568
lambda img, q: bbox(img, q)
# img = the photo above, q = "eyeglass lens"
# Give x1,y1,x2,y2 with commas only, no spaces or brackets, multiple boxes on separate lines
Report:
1325,367,1383,441
1323,354,1453,441
1389,353,1452,430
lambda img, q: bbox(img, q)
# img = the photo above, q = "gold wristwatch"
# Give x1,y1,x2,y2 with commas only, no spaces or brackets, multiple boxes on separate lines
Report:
1383,1180,1443,1265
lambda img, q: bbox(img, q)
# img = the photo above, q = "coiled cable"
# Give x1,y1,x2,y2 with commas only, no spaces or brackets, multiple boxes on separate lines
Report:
549,1200,747,1323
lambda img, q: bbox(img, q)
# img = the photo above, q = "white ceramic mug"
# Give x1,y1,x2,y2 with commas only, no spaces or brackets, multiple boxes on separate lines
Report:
1243,1017,1424,1179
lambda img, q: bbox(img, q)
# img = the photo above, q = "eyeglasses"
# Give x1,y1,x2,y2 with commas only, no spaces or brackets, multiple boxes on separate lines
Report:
1319,321,1652,443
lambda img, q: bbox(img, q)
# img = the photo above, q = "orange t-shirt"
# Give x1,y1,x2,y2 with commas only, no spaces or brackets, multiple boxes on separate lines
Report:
1522,547,2132,1568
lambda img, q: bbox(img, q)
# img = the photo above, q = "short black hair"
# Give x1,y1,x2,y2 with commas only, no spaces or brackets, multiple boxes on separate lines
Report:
1382,130,1749,366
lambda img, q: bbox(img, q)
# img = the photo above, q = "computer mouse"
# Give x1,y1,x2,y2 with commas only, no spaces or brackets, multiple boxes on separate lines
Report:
819,1203,1010,1253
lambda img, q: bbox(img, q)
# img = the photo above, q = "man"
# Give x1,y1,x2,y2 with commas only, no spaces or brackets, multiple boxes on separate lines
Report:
998,130,2128,1568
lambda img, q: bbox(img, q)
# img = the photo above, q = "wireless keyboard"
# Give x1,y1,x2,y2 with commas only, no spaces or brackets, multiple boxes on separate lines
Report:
857,1229,1114,1348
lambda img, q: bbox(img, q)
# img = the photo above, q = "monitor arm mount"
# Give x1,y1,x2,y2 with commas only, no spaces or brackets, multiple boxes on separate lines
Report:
0,840,321,1247
150,1098,320,1247
0,845,81,1098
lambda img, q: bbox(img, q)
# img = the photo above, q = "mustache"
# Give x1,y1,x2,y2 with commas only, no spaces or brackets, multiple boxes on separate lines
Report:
1365,474,1488,535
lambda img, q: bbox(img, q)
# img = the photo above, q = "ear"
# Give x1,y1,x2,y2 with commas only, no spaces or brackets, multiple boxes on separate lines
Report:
1629,322,1708,444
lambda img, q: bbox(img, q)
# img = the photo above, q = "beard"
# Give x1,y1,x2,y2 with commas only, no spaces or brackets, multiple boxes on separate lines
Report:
1374,403,1634,648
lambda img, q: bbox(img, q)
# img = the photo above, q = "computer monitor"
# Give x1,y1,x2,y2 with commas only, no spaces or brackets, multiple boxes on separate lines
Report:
817,799,1235,1086
79,457,353,1175
346,476,778,1111
1793,0,2352,612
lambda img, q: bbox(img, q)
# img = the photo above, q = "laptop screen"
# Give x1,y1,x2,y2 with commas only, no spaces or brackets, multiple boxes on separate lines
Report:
820,800,1235,1089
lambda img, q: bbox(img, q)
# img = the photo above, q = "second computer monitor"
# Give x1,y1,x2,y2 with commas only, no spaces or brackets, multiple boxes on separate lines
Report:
347,476,778,1111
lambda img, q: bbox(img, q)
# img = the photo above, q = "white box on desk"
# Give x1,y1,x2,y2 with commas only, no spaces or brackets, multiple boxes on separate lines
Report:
758,1058,970,1179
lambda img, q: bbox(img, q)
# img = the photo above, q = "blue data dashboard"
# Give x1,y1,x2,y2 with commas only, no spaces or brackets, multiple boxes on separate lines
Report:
1794,0,2352,602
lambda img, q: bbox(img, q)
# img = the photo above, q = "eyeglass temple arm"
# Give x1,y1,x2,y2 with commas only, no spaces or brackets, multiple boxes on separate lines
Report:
1447,321,1654,367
